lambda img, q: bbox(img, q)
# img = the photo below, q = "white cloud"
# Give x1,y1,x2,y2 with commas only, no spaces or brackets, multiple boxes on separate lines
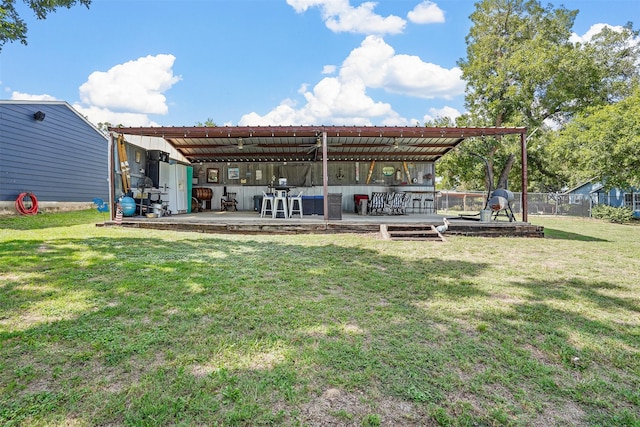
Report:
286,0,406,35
11,91,58,101
570,23,627,44
7,55,178,127
72,104,159,127
239,74,403,126
286,0,322,13
407,1,445,24
8,90,159,126
64,54,181,126
239,35,464,126
569,23,640,69
322,64,337,74
342,35,464,99
78,54,181,115
422,106,462,123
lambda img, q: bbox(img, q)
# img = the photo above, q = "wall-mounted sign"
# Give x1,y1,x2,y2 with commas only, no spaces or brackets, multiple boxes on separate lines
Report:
382,166,395,176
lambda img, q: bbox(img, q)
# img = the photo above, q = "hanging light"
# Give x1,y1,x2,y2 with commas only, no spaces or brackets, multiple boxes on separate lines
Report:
237,138,243,150
393,138,399,149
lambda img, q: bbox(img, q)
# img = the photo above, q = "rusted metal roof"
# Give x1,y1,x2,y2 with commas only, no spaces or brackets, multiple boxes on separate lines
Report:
110,125,527,163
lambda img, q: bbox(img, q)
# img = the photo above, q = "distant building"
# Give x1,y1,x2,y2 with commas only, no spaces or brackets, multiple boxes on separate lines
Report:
0,101,109,215
563,180,640,218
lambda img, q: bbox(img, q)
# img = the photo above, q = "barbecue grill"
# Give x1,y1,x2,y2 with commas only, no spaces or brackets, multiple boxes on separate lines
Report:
487,189,516,221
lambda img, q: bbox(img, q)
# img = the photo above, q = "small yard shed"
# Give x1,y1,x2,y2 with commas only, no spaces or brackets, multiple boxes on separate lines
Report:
0,101,109,214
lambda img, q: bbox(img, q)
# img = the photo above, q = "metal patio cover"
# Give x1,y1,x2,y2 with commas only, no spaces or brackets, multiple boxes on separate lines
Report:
111,125,527,163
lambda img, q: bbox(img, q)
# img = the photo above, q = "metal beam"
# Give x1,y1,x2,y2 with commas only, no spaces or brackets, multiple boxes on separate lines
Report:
521,132,528,223
109,125,527,140
322,131,328,221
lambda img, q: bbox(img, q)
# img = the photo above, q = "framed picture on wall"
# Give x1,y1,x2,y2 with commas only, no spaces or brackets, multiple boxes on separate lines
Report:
228,167,240,180
207,168,219,183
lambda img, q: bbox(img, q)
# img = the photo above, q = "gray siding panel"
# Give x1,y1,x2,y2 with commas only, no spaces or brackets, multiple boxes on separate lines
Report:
0,102,109,202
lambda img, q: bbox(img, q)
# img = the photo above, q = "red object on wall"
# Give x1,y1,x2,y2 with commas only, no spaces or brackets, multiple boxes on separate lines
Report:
15,192,38,215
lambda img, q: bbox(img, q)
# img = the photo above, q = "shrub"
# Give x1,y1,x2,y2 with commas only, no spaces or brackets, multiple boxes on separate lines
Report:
591,204,635,223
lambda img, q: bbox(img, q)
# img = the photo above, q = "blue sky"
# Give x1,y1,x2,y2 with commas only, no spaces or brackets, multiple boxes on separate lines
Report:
2,0,638,127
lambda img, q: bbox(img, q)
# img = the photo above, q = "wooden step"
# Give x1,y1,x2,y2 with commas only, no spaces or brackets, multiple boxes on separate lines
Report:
380,224,445,241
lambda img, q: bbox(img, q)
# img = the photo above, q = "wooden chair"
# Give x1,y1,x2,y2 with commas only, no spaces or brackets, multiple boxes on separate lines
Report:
221,192,238,211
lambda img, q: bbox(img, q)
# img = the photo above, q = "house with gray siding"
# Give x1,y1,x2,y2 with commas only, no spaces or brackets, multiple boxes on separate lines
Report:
0,101,109,214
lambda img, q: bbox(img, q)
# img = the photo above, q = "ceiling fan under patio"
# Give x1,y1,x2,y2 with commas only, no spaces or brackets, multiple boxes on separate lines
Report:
302,136,323,154
385,137,420,151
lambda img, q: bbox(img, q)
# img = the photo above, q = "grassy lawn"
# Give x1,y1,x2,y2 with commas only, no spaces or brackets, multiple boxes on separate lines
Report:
1,211,638,426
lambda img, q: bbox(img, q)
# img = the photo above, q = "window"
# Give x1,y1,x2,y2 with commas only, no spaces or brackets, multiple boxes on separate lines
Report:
624,193,640,211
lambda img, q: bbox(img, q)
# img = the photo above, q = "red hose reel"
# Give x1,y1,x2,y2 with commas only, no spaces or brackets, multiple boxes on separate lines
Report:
15,192,39,215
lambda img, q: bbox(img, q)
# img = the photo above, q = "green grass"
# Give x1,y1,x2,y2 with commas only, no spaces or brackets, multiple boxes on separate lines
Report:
1,211,639,426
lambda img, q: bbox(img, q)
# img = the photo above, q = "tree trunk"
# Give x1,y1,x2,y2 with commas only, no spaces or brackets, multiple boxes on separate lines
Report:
485,162,494,195
496,153,516,189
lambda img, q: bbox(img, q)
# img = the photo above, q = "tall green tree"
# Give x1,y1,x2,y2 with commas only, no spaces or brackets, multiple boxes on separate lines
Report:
0,0,91,51
195,118,217,127
550,85,640,190
441,0,639,192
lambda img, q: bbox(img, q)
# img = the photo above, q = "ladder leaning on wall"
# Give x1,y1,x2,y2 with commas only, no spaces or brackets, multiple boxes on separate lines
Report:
116,134,130,192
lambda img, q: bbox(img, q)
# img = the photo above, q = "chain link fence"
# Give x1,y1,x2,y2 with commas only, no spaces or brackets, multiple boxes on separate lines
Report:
436,191,593,217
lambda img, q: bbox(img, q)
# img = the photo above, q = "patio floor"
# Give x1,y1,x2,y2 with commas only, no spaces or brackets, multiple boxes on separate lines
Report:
103,210,544,238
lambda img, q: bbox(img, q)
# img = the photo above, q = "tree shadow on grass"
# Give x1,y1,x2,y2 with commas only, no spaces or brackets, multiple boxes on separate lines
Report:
4,233,637,425
514,277,639,315
0,234,492,332
0,233,495,425
543,227,608,242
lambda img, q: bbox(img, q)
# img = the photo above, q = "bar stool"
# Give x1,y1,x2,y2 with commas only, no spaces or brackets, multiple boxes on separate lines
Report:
411,193,423,213
288,191,303,218
423,196,435,214
260,191,274,218
273,190,288,218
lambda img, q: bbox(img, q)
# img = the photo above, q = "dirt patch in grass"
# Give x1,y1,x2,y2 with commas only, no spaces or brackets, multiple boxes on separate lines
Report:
37,244,51,253
490,293,526,305
0,274,18,285
191,363,215,379
523,343,559,368
298,387,431,426
531,400,586,426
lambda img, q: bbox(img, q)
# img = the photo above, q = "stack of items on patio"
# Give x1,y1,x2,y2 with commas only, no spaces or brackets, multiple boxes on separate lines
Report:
367,191,412,215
